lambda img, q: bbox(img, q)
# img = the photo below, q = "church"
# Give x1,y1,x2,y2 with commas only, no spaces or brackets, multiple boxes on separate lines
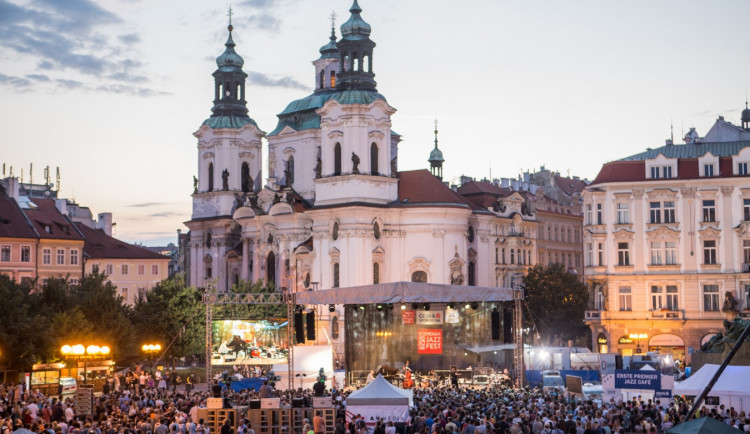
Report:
185,1,542,360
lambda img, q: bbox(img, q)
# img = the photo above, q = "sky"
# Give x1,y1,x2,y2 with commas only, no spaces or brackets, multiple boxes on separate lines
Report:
1,0,749,246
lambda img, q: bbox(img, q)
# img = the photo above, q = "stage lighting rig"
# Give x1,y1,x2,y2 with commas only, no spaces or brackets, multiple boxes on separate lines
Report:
470,302,479,310
411,303,419,310
376,304,384,311
447,302,456,309
328,304,336,312
423,303,430,311
359,305,366,310
400,303,406,310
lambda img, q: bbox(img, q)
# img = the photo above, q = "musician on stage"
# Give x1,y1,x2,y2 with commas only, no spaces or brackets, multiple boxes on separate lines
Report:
450,366,459,389
402,361,414,388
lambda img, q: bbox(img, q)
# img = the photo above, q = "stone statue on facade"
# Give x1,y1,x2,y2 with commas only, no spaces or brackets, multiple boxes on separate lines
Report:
222,169,229,191
352,152,360,174
193,175,198,194
314,156,322,179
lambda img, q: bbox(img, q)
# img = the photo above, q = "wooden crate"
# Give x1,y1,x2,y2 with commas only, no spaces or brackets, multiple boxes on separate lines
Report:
197,408,237,433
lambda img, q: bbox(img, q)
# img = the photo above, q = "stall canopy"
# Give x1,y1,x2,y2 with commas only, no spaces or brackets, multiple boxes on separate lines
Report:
666,416,744,434
294,281,516,305
347,374,413,407
674,364,750,413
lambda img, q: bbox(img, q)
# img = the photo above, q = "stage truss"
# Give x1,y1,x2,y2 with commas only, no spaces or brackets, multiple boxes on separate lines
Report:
202,282,526,388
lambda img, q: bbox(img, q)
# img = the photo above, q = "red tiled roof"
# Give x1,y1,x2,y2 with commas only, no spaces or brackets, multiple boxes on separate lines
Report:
397,170,482,210
591,155,746,185
76,223,170,260
553,174,587,196
23,199,84,241
0,187,38,239
456,181,512,197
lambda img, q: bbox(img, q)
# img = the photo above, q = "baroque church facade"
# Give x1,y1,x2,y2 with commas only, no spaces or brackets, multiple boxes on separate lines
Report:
186,1,538,355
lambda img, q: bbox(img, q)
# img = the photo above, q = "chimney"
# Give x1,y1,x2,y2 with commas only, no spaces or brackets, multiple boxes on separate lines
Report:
97,212,113,236
501,178,509,188
54,199,67,215
2,177,20,199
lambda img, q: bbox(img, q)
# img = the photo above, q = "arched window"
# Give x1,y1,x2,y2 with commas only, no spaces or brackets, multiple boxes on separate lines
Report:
334,143,342,175
266,252,276,288
208,163,214,192
241,162,252,193
373,262,380,284
353,54,359,71
319,69,325,89
411,271,427,283
304,272,311,289
285,156,294,185
330,70,336,87
370,142,379,175
468,261,476,286
333,262,340,288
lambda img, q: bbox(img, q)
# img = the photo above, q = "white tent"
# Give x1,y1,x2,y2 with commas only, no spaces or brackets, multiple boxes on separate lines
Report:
674,364,750,413
346,374,412,427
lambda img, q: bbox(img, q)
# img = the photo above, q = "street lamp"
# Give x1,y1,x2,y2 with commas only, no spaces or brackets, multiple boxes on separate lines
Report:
629,333,648,354
141,344,162,371
61,344,111,385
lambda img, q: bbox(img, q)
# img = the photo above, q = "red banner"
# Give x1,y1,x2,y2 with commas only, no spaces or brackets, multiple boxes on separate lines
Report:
402,310,415,325
417,329,443,354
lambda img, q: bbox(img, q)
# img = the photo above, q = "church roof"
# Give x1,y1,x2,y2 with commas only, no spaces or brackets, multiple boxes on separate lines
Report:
397,170,486,212
268,89,387,136
202,114,259,129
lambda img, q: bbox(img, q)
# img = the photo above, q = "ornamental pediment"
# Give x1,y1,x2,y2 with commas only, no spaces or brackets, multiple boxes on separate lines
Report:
238,152,255,159
279,126,297,136
328,130,344,140
269,202,294,216
368,130,386,141
202,152,215,159
613,228,634,239
646,188,677,199
646,225,680,240
699,226,722,238
329,247,341,262
737,221,750,238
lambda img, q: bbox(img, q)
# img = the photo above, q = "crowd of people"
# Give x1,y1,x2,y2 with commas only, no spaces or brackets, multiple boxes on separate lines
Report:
1,366,748,434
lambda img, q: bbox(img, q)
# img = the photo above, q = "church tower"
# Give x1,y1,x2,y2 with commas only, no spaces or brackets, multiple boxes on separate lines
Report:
428,120,445,180
187,17,265,291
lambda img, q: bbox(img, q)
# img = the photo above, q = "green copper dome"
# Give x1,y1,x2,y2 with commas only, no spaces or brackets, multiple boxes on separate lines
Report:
318,27,339,60
340,0,371,40
216,26,245,71
429,147,444,163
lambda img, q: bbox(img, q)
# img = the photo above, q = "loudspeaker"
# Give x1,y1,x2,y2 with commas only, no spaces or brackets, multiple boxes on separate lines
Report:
503,308,513,343
491,309,501,341
306,311,316,340
249,400,261,409
615,354,623,370
294,312,305,343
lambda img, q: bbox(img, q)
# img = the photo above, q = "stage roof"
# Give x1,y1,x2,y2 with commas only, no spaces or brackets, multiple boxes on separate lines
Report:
293,281,518,305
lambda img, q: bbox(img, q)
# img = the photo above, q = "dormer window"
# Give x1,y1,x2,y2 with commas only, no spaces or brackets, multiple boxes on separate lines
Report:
703,164,714,177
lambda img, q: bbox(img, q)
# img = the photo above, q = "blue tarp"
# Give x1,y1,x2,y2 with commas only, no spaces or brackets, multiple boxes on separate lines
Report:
526,370,601,387
220,377,266,392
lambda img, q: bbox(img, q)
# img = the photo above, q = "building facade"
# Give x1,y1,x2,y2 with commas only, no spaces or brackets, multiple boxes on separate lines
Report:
583,110,750,362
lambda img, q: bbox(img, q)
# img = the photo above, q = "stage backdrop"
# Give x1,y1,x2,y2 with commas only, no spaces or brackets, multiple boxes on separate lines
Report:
344,302,511,373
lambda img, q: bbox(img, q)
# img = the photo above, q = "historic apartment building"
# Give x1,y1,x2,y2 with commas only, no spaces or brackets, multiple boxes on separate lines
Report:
583,107,750,363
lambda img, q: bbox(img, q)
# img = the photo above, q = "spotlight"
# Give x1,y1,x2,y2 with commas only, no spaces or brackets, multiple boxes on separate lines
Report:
400,304,406,310
328,304,336,313
465,303,471,309
411,303,419,310
352,304,358,310
470,302,479,310
376,304,383,311
423,303,430,311
359,305,366,310
447,303,456,309
387,303,394,310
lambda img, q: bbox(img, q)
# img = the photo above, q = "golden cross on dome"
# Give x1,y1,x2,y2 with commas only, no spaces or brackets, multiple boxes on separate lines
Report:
330,10,337,31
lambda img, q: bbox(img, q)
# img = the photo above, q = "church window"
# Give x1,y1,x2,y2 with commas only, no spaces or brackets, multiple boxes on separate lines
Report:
373,262,379,284
241,162,252,193
411,271,427,283
332,222,339,240
363,55,370,72
304,272,311,289
206,233,212,249
208,163,214,192
285,156,294,185
319,69,325,89
334,143,342,175
267,252,276,288
370,143,379,175
333,262,340,288
468,261,476,286
330,70,336,87
353,55,359,71
343,55,349,72
468,226,475,243
373,222,381,240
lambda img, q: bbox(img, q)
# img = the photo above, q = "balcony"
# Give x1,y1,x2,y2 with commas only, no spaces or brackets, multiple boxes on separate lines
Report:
649,309,681,319
584,310,601,320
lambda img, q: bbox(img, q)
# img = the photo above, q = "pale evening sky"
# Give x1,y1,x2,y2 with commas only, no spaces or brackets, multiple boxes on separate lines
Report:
1,0,749,246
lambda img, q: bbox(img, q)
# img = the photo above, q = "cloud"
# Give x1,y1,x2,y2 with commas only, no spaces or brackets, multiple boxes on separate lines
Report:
148,212,183,218
236,0,298,32
127,202,166,208
0,0,156,95
244,13,280,32
0,73,31,89
247,71,308,90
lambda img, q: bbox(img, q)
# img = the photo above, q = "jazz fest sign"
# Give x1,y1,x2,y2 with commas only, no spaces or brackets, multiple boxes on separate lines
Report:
417,329,443,354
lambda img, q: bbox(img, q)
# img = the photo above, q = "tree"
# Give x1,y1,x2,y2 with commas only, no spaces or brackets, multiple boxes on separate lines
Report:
0,275,41,371
523,263,589,345
132,276,205,361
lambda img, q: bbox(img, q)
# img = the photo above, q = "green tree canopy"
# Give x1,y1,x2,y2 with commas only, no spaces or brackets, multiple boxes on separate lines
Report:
523,263,589,345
